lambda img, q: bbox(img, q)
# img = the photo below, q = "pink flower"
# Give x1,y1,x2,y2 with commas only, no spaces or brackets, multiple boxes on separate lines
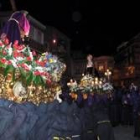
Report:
21,63,30,71
14,40,19,46
2,50,7,55
26,57,32,61
36,60,45,67
0,58,7,64
44,72,50,77
13,51,19,58
18,45,24,51
6,45,10,49
4,38,9,45
34,71,41,76
7,61,12,65
0,42,3,46
32,50,36,56
13,40,24,51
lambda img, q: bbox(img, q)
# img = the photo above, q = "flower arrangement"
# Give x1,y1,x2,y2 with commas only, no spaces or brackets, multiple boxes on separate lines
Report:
0,39,66,85
0,38,66,104
67,75,113,100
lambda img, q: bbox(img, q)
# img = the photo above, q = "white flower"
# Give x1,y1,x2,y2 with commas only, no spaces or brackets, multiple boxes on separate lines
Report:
10,59,18,68
16,57,24,61
102,83,113,91
35,66,43,71
27,65,32,70
7,45,13,55
29,51,33,61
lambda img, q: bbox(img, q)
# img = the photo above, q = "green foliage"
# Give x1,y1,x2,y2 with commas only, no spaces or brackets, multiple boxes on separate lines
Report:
4,65,14,77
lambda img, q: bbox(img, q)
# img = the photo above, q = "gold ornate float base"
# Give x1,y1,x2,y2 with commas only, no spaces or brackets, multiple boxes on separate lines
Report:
0,73,61,105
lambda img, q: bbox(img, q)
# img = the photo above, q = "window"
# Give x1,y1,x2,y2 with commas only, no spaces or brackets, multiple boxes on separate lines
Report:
29,25,44,44
35,29,44,44
99,65,104,71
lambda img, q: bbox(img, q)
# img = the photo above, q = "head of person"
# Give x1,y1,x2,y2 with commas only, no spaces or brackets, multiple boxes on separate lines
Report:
87,54,93,62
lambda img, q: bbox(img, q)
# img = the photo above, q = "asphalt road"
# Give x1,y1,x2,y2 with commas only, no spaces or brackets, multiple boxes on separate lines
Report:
114,125,140,140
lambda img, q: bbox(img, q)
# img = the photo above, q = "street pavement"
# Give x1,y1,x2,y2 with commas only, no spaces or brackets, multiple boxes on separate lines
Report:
114,125,140,140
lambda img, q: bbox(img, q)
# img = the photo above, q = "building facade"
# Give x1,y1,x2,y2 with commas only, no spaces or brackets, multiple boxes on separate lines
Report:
71,53,114,81
94,56,114,77
113,33,140,86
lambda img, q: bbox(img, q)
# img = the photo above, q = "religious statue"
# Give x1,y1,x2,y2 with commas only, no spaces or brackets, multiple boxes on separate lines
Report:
85,54,100,77
0,10,30,45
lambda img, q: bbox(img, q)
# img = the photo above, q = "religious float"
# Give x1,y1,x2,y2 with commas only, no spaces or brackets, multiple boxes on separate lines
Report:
67,53,113,102
67,74,113,100
0,38,66,105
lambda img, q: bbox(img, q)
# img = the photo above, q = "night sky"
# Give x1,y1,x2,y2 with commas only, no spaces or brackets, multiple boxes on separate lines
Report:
1,1,140,56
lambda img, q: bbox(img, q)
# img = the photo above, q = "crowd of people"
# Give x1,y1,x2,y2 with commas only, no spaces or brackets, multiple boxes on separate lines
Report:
60,82,140,139
108,83,140,138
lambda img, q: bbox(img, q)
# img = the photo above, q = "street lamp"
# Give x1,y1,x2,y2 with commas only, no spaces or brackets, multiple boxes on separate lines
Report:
105,69,112,81
52,39,57,44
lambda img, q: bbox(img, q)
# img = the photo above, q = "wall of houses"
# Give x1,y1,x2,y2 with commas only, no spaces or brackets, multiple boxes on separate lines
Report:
94,56,114,77
71,54,114,81
113,34,140,86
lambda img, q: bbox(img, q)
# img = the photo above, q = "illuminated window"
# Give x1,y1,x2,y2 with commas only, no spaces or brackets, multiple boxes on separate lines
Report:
99,65,104,71
128,66,135,74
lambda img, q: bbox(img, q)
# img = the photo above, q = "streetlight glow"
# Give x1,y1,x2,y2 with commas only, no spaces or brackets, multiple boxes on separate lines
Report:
52,39,56,44
104,69,112,81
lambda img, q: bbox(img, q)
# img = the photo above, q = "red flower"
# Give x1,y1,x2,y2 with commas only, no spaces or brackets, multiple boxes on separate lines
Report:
7,61,12,65
36,61,44,66
0,58,7,64
41,72,46,76
18,45,24,51
21,63,30,71
13,40,21,50
2,50,7,55
14,40,19,46
34,71,41,76
40,62,45,67
13,51,23,58
13,44,24,51
36,60,39,64
46,79,52,85
4,38,9,45
26,57,32,61
13,51,19,58
0,41,3,46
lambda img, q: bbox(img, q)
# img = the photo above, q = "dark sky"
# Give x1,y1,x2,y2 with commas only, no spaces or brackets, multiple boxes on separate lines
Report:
1,0,140,56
